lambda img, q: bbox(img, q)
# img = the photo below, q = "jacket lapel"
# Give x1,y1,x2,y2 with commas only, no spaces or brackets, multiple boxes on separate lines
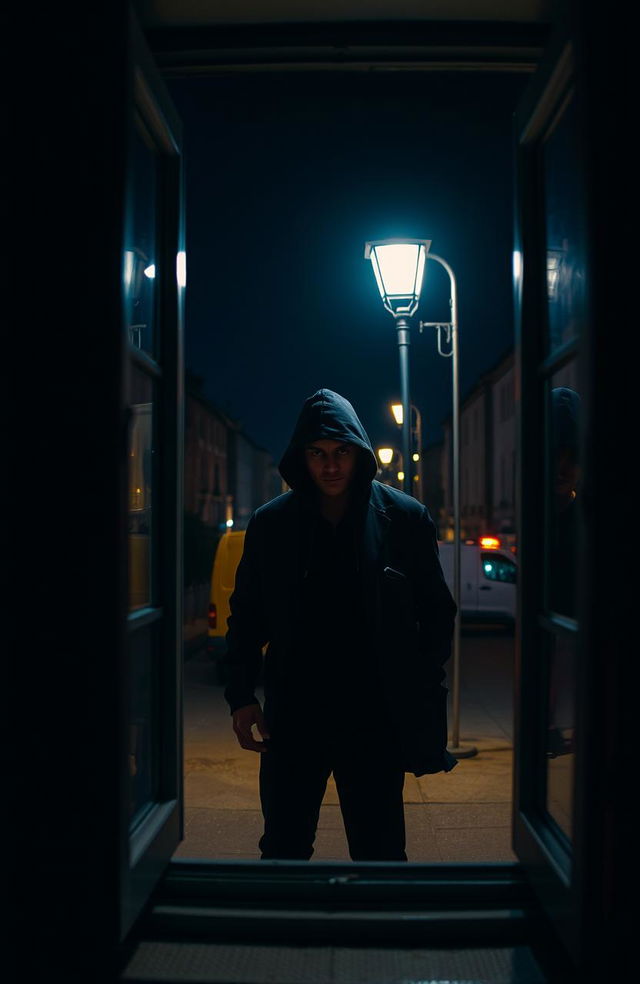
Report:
361,496,391,633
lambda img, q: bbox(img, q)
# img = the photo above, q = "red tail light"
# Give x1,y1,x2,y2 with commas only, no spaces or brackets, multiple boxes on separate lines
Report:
208,603,217,630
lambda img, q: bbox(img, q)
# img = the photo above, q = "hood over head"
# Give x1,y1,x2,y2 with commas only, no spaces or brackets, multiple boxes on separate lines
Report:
279,388,378,494
551,386,581,455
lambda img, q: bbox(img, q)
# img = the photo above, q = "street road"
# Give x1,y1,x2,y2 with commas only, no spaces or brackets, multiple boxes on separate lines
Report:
177,626,516,863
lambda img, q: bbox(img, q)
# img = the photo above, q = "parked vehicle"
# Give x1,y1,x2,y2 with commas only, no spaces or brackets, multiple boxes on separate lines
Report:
207,529,246,681
437,538,517,627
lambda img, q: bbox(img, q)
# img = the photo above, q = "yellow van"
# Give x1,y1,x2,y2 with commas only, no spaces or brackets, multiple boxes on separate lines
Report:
207,529,246,682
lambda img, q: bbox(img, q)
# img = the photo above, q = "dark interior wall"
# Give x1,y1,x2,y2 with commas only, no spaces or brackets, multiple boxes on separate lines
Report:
11,4,131,978
576,2,636,968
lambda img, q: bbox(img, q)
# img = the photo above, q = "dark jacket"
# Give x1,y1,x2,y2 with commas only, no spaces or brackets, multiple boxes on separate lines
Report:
224,389,458,776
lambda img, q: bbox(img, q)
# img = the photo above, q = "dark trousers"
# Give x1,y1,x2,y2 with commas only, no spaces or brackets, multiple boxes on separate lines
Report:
258,728,407,861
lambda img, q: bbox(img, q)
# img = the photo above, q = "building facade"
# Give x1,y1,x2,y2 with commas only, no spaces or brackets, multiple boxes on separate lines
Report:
185,371,281,533
185,372,233,531
442,348,515,544
490,351,516,542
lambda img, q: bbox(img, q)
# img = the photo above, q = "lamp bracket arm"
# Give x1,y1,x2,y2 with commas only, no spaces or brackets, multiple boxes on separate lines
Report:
437,324,454,357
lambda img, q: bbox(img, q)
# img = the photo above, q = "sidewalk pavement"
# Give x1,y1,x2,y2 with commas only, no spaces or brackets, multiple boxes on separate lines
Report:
176,629,516,864
183,617,208,658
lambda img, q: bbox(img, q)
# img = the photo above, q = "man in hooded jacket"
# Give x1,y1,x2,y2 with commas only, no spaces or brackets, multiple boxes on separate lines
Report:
224,389,457,861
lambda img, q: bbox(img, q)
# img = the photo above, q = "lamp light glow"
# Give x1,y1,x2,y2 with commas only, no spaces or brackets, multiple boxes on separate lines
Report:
391,403,403,425
124,250,135,290
143,264,156,279
364,239,431,318
177,251,187,287
377,447,394,465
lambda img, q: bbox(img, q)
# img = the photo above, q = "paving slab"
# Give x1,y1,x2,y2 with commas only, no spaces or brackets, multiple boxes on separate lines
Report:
418,748,513,804
428,802,512,828
434,825,517,862
180,633,517,863
175,807,263,860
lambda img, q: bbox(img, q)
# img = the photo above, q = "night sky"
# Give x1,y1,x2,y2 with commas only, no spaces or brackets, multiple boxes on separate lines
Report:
167,70,530,464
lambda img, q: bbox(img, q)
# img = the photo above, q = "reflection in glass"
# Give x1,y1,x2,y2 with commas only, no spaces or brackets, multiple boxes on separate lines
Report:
543,94,584,354
544,363,580,839
124,120,158,356
129,626,158,825
128,367,154,611
546,632,576,840
548,376,581,618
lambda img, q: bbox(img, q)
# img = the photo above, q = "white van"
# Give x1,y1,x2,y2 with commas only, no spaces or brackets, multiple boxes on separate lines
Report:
437,539,517,627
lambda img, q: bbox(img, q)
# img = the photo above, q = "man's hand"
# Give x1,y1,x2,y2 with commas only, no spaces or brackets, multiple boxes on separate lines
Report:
232,703,271,752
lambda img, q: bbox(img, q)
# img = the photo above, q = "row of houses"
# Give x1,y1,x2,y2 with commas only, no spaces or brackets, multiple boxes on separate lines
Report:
186,344,571,558
438,347,517,545
434,345,576,546
185,350,517,556
184,370,282,536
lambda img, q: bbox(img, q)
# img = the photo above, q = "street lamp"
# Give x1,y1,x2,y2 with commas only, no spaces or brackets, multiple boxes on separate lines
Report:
376,447,403,489
365,237,475,759
365,239,428,495
390,402,423,501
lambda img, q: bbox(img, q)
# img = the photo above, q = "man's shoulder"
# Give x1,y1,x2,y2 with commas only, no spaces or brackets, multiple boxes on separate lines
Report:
370,480,428,519
252,490,298,524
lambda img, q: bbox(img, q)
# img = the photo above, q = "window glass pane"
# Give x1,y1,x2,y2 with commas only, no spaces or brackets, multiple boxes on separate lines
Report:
481,552,516,583
543,94,585,355
129,626,159,825
543,360,580,841
546,364,581,618
128,366,154,611
546,631,576,840
124,119,158,357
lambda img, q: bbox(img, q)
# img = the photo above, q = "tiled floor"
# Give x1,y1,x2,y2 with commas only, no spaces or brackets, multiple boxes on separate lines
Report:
122,940,547,983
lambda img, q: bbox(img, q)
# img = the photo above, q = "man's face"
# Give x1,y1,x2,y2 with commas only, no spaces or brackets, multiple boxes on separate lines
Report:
304,439,357,497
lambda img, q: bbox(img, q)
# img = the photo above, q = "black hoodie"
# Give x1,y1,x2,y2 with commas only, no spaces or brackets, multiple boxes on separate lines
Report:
225,388,457,774
278,389,382,717
278,388,378,496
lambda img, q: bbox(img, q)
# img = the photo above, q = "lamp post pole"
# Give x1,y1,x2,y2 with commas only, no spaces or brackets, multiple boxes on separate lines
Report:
412,404,423,500
420,252,475,757
364,237,475,757
396,317,412,496
391,401,422,499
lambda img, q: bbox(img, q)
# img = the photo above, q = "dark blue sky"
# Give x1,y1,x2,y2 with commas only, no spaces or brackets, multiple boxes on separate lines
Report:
167,70,529,462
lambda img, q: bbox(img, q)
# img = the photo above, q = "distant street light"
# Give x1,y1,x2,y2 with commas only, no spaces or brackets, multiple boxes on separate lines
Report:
376,446,402,489
365,236,475,759
390,401,423,501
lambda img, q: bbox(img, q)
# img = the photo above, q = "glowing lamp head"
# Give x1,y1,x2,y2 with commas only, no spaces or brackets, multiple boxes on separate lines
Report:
364,239,431,318
176,251,187,288
377,447,394,466
391,403,403,425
